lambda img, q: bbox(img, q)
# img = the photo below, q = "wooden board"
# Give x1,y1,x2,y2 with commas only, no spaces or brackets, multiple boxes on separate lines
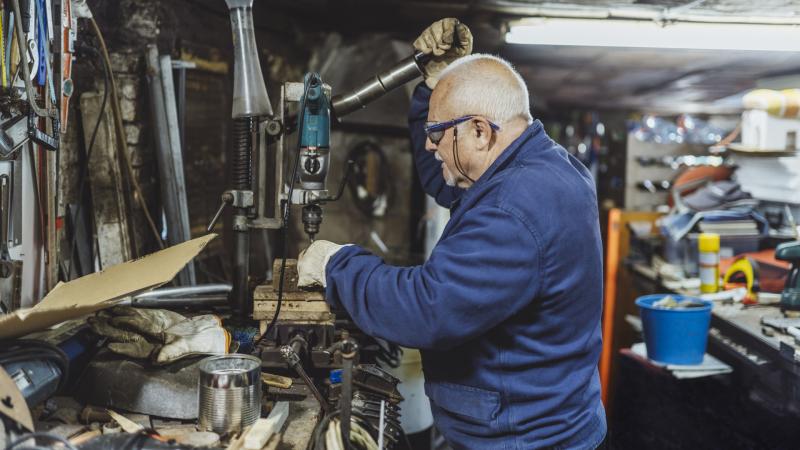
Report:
600,209,663,413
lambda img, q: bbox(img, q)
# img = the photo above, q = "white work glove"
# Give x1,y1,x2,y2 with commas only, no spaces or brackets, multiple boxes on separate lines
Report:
297,240,348,288
413,18,473,89
87,306,185,344
88,307,229,364
154,315,229,364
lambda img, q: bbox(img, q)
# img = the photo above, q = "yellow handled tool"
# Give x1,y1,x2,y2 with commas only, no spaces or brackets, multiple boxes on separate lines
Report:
723,256,760,304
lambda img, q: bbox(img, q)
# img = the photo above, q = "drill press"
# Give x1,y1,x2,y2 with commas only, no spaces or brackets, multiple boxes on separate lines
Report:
211,4,446,444
213,0,434,319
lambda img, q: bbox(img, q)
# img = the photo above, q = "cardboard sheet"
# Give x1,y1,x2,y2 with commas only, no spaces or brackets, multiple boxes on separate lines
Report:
0,234,216,340
0,366,33,431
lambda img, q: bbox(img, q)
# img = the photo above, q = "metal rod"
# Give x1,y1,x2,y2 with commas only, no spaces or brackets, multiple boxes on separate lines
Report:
159,53,195,284
133,283,232,299
129,295,228,308
231,223,250,319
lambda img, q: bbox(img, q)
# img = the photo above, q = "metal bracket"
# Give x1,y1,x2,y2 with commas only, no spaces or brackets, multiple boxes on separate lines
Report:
227,189,254,208
27,114,59,151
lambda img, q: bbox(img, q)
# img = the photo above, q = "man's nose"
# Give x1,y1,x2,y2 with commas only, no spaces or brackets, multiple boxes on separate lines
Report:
425,136,437,152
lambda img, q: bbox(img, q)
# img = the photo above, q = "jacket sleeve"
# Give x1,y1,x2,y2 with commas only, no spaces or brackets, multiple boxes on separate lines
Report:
409,82,464,207
325,205,543,350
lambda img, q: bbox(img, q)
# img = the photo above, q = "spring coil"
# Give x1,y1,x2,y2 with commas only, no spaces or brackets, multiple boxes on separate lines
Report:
232,117,255,190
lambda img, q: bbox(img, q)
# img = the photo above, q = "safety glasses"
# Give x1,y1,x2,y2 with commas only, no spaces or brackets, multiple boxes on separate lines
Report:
424,115,501,145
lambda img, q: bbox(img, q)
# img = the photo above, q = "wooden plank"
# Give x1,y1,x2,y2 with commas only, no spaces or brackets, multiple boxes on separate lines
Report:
80,92,133,269
600,208,663,413
253,288,325,302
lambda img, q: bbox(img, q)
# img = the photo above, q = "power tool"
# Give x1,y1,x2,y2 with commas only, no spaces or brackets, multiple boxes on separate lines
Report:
775,241,800,311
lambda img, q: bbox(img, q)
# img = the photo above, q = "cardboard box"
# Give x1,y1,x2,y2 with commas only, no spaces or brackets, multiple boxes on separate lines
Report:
0,234,217,340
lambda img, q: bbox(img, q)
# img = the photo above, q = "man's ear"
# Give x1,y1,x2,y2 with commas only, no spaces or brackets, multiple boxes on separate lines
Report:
472,119,492,149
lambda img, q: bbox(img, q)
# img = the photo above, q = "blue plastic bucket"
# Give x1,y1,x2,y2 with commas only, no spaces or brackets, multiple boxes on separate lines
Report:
635,294,713,365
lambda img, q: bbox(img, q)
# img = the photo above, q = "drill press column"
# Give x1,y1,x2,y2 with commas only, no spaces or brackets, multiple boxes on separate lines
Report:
225,0,272,319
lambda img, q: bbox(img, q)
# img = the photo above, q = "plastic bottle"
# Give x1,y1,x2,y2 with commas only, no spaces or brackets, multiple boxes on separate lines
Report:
699,233,720,293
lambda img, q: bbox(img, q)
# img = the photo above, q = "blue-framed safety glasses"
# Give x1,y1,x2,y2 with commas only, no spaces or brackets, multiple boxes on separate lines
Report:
424,115,501,145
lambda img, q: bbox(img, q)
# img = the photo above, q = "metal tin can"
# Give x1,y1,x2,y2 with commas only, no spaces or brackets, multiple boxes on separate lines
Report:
198,354,262,433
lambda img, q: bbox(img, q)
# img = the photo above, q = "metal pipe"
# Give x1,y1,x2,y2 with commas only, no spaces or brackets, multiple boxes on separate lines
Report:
129,295,228,308
232,223,250,318
133,284,232,299
331,51,428,119
159,53,195,285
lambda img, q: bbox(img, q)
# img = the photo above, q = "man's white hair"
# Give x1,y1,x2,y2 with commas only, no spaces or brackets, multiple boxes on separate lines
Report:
437,53,533,125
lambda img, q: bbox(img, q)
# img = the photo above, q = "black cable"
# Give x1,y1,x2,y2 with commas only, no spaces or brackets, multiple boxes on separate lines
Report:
253,74,316,349
308,409,381,450
3,431,79,450
67,44,109,278
452,126,475,184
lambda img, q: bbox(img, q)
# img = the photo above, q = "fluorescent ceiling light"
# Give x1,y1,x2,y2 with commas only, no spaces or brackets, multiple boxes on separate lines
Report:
506,19,800,52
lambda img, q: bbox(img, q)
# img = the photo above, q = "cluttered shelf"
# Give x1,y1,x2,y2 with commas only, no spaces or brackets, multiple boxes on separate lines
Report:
626,259,800,411
610,257,800,448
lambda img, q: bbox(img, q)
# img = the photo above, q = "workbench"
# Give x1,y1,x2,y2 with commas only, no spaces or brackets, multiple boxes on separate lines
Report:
613,262,800,447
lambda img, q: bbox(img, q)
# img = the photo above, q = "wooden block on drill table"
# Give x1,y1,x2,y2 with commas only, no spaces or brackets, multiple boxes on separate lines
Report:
253,299,333,321
272,259,299,292
253,284,331,322
253,284,325,303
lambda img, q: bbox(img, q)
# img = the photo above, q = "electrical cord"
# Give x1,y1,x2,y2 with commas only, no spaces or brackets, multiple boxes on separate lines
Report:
3,431,78,450
308,409,381,450
67,44,108,277
253,74,315,348
88,17,164,252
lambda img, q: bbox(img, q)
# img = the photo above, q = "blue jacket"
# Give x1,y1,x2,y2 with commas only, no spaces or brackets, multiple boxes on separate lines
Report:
325,83,606,449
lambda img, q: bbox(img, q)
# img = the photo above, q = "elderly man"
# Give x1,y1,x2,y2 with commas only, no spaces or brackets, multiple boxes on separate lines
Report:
298,19,606,449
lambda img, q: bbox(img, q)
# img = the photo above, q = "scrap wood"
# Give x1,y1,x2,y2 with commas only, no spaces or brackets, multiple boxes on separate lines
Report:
69,429,101,446
107,409,145,433
262,372,293,389
243,402,289,449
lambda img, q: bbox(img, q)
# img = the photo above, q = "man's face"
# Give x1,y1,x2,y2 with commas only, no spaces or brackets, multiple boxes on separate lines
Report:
426,96,472,188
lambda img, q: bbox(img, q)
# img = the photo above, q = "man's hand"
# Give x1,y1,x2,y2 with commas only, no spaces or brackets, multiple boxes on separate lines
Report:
414,18,473,89
297,240,348,288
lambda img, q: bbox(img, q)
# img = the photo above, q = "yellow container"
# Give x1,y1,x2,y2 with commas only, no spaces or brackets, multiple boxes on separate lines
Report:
698,233,720,293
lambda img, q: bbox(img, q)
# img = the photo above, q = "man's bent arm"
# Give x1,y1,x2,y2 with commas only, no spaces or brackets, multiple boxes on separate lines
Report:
408,82,464,207
325,205,542,350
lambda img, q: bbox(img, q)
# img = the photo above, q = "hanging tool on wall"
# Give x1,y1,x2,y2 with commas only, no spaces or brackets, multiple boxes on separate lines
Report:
11,0,59,150
59,0,78,133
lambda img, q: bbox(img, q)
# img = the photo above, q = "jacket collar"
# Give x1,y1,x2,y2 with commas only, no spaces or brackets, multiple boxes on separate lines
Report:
450,120,546,208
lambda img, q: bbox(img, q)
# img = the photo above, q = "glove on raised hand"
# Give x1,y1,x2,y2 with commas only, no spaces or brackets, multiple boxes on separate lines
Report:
413,18,473,89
